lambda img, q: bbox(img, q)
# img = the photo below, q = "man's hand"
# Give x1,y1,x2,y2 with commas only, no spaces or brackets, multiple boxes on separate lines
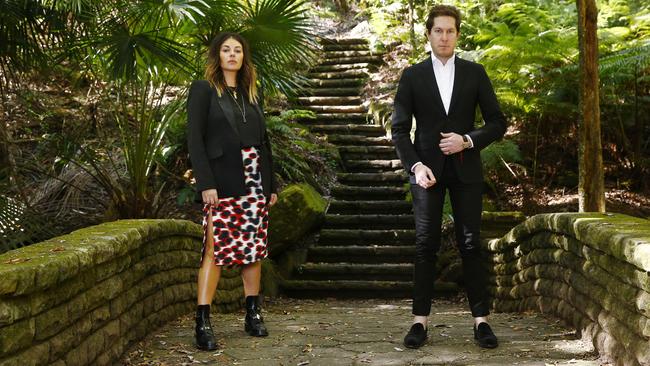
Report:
269,193,278,207
202,189,219,206
439,132,465,155
414,164,436,189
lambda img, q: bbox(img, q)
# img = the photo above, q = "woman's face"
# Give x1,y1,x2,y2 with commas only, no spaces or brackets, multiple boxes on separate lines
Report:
219,37,244,72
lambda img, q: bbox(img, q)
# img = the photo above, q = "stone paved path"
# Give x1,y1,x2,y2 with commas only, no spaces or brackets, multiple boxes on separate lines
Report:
120,297,606,366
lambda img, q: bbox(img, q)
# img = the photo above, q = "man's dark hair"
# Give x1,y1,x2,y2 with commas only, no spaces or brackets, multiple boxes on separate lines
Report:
425,4,461,34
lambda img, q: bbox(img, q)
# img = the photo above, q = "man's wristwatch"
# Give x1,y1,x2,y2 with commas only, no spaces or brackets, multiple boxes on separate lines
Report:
461,135,472,149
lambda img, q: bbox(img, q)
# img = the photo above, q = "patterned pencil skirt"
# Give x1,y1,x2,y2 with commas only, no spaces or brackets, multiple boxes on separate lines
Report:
202,147,269,266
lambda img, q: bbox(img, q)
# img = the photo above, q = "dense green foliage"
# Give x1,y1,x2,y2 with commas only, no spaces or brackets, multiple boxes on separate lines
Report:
364,0,650,190
0,0,327,252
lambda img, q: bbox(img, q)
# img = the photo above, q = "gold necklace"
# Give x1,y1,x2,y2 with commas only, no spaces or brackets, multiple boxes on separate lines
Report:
226,86,246,123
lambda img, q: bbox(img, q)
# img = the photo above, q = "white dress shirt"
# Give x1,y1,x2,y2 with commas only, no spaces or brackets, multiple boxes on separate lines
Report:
432,52,455,115
410,53,473,173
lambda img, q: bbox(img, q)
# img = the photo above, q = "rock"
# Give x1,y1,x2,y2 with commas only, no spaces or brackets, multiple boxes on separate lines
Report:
268,183,326,255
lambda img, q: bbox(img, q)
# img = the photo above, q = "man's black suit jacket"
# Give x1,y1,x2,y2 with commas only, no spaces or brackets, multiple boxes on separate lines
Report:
186,80,277,200
391,55,507,184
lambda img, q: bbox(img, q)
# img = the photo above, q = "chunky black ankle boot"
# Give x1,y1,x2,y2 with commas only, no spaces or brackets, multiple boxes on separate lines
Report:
244,295,268,337
195,304,218,350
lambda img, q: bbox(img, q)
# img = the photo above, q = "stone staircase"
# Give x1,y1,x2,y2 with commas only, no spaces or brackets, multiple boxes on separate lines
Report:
281,38,525,298
281,38,416,298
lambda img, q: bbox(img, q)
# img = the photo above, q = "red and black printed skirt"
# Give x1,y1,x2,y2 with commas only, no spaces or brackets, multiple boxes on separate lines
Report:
202,147,269,266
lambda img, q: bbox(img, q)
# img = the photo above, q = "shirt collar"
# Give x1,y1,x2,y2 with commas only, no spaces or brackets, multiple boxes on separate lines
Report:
431,52,455,67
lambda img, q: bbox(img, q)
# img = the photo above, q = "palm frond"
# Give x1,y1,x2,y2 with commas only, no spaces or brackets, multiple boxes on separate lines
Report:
239,0,318,95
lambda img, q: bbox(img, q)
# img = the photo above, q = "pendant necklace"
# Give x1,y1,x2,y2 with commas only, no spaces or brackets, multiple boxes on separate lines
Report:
227,86,246,123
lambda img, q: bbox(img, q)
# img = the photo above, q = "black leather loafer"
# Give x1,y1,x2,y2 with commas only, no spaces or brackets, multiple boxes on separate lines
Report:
403,323,428,349
474,322,498,348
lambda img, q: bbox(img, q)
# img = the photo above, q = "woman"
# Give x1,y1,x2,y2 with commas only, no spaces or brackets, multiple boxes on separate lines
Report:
187,32,278,351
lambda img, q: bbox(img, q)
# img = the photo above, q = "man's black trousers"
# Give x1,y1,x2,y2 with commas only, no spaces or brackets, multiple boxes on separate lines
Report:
410,157,490,317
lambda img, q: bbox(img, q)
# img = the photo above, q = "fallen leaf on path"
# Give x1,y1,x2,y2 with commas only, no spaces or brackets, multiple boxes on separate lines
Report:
3,257,30,264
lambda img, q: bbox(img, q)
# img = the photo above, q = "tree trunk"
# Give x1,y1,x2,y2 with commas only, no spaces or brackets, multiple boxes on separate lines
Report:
577,0,605,212
408,0,417,55
336,0,349,14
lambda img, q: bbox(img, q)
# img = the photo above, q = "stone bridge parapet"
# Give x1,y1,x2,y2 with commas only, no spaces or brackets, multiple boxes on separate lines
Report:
0,219,243,366
484,213,650,366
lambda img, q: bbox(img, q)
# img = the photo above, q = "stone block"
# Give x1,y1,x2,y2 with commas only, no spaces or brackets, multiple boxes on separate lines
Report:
0,264,36,297
268,183,327,254
90,304,112,331
33,302,70,341
0,297,31,327
48,321,78,361
64,336,89,366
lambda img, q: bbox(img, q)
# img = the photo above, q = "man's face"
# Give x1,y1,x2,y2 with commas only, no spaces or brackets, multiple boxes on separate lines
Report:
427,16,459,60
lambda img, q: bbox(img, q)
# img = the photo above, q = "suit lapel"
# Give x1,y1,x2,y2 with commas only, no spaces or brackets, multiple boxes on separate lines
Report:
215,91,240,138
422,57,446,114
448,55,465,115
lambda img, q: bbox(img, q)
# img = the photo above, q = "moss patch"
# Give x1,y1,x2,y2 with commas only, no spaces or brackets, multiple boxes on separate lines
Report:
268,183,326,255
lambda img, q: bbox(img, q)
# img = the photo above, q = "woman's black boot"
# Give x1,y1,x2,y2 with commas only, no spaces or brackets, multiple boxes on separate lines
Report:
195,304,218,350
244,295,269,337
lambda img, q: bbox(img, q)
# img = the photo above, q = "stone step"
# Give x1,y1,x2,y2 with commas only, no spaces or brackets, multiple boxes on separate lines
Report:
327,135,393,146
299,119,370,126
330,185,406,200
308,70,368,80
307,245,415,263
298,112,367,122
320,55,383,65
301,87,361,96
281,279,457,298
321,44,369,51
310,124,384,137
327,200,412,215
313,112,368,121
323,50,377,59
307,78,365,87
340,151,400,161
312,63,371,72
338,145,399,160
303,105,367,114
318,229,415,245
296,96,362,106
295,263,413,281
344,159,403,172
323,214,414,229
320,38,369,46
336,172,406,186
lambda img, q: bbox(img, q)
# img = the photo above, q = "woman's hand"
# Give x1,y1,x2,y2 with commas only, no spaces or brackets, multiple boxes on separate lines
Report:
202,189,219,205
269,193,278,207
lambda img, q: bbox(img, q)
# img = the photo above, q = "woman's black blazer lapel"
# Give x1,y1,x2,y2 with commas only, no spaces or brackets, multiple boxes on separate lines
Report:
215,92,240,139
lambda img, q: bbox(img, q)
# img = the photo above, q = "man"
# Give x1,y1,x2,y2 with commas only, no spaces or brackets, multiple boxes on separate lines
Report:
391,4,507,349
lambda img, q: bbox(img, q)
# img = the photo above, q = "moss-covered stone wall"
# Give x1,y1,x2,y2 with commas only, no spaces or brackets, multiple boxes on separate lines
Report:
484,213,650,366
0,219,244,366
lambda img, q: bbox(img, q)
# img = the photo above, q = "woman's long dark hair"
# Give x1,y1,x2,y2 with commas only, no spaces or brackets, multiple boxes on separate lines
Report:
205,32,258,104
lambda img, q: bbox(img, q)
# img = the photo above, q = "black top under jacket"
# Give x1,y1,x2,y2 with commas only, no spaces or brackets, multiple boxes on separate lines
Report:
225,85,262,147
186,80,278,200
391,56,507,184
